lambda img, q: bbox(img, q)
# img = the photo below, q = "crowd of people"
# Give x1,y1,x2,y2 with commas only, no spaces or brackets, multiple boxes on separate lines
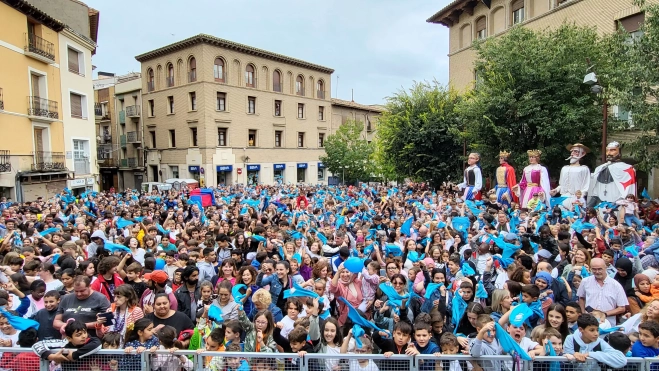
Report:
0,176,657,371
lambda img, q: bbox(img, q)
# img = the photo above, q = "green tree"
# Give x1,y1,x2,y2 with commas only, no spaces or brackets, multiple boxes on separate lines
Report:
376,82,463,187
605,1,659,171
319,120,374,184
460,24,610,177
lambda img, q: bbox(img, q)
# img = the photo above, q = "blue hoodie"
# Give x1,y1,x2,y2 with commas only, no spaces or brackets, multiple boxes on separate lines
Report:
563,329,627,371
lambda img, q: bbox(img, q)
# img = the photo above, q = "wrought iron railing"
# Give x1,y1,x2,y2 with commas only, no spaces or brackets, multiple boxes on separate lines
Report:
94,102,102,117
127,157,138,168
317,90,325,99
127,131,141,143
126,105,140,117
27,96,58,119
32,151,65,171
25,33,55,61
0,150,10,173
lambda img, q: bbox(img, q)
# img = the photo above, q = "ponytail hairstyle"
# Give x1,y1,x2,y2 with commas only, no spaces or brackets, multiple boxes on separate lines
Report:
125,317,154,343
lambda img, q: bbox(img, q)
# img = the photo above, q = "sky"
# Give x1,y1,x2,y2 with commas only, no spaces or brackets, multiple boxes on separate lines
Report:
84,0,452,105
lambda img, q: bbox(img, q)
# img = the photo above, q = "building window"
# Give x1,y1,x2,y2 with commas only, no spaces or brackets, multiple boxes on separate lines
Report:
275,131,282,147
317,80,325,99
318,168,325,181
298,103,305,119
318,106,325,121
148,68,154,91
476,17,486,39
245,65,255,87
274,100,282,116
169,129,176,147
167,96,174,114
318,133,325,148
70,92,86,119
167,63,174,87
218,128,227,146
188,57,196,82
512,0,525,25
217,92,226,111
67,47,83,75
189,92,196,111
248,96,256,114
150,131,156,148
273,70,282,92
298,132,305,147
214,58,225,82
148,99,155,116
190,127,198,147
248,130,257,147
170,165,179,178
296,75,305,96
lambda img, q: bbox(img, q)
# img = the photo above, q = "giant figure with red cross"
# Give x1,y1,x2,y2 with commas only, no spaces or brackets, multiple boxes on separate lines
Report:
587,141,637,207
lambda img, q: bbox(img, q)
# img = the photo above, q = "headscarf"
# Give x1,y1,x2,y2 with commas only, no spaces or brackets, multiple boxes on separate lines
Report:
614,257,635,297
634,273,650,290
533,271,553,288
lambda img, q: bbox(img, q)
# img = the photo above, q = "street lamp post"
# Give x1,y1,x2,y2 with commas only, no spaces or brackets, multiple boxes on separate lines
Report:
583,69,608,163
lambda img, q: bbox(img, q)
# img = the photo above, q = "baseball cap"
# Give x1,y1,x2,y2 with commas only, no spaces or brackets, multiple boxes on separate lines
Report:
144,270,169,285
537,249,552,259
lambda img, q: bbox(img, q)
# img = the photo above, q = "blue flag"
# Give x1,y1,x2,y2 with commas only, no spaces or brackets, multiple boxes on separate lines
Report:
103,242,132,255
401,216,414,237
251,234,267,247
452,217,471,240
338,297,389,337
476,281,487,299
384,243,403,257
451,291,468,333
642,188,651,200
550,196,568,209
232,284,247,311
424,283,444,300
0,308,38,330
39,228,60,237
494,323,532,361
461,262,475,276
116,217,135,229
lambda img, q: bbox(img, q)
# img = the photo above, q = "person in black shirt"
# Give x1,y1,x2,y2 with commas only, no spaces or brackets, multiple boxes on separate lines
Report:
31,290,61,341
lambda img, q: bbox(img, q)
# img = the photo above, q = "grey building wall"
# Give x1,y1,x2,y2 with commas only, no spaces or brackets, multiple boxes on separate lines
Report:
26,0,90,38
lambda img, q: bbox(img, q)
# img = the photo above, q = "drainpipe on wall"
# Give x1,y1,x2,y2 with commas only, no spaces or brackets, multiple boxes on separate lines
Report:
14,171,23,203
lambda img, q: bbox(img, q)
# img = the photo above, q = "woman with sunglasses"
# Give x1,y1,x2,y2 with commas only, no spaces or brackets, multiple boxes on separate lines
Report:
330,262,364,326
373,273,413,329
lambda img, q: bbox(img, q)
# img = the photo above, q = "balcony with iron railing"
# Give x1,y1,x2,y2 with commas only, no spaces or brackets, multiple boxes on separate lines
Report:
94,103,110,121
0,88,3,111
32,151,65,171
166,76,174,87
317,90,325,99
24,33,55,64
98,134,112,144
188,71,196,83
126,105,140,118
147,81,155,92
74,158,90,174
119,110,125,124
127,131,141,143
0,150,10,173
27,96,58,120
127,157,138,168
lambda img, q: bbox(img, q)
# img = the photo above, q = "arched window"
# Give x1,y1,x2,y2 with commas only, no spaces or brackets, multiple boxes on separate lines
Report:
167,63,174,87
214,58,225,82
317,80,325,99
188,57,196,82
147,68,154,92
273,70,282,92
476,17,486,39
245,64,255,87
296,75,304,96
511,0,525,25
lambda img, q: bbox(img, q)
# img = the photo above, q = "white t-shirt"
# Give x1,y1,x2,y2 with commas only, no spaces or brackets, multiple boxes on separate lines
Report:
350,358,380,371
280,315,296,339
45,279,64,293
505,337,538,370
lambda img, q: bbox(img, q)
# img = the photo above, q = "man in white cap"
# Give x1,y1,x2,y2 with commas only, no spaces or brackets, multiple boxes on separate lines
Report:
550,143,591,208
588,142,637,207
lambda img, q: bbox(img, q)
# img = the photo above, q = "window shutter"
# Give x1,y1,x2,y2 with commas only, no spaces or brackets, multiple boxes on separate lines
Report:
476,17,486,31
68,48,79,73
512,0,524,12
70,93,82,117
619,13,645,32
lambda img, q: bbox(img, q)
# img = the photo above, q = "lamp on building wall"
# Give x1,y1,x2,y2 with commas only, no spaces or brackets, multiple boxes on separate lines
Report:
583,68,608,163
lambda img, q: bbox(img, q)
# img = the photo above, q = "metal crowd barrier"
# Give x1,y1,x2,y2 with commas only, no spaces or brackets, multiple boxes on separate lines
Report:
0,347,651,371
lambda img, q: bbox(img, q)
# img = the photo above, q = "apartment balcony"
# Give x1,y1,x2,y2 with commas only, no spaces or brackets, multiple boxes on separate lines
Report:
74,158,90,174
98,134,112,145
94,103,110,121
128,158,138,168
119,110,125,124
147,81,155,92
27,96,58,121
120,135,127,148
32,151,65,171
127,131,141,144
166,76,174,87
188,71,196,83
0,88,3,111
0,150,11,173
126,105,140,118
317,90,325,99
24,33,55,64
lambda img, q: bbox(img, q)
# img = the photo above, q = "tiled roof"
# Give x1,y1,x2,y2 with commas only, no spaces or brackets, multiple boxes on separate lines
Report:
331,98,385,113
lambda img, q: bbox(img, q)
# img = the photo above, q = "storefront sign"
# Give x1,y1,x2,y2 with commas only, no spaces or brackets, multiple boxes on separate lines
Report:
217,165,233,172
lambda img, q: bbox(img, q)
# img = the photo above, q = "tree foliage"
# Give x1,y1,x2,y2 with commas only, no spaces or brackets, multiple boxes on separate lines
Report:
460,25,609,177
375,82,463,187
319,120,374,184
605,1,659,171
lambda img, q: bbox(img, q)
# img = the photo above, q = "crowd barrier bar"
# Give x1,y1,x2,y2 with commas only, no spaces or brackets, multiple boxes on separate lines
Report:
0,347,651,371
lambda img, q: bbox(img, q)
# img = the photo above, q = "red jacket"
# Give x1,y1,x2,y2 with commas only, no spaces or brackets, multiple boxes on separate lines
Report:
90,273,124,302
0,351,40,371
